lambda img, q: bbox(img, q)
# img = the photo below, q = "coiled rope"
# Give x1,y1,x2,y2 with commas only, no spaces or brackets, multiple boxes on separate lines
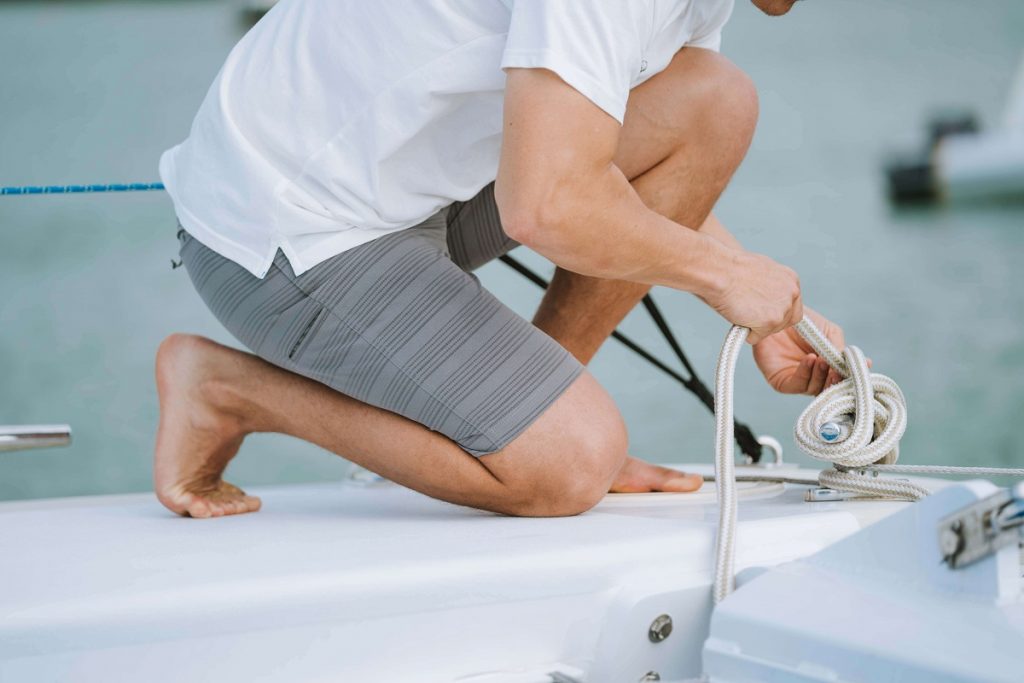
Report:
713,316,1024,603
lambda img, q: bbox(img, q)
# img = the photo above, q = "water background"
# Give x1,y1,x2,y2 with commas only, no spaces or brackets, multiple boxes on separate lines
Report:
1,0,1022,501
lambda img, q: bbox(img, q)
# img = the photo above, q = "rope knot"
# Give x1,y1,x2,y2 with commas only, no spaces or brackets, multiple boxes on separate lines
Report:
787,319,923,500
794,343,906,469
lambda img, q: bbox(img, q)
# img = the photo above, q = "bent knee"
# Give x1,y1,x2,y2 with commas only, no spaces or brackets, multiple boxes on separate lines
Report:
536,418,626,516
675,51,759,142
714,64,758,135
490,374,628,517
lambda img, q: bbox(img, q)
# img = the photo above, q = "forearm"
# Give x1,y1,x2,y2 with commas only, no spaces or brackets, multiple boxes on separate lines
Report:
498,162,734,298
698,212,744,251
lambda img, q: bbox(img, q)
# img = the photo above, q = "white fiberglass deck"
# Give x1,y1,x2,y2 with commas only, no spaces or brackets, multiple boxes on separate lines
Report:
0,465,914,682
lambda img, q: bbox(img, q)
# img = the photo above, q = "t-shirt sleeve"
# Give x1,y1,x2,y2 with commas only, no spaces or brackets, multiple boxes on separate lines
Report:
684,0,735,53
686,29,723,52
501,0,654,124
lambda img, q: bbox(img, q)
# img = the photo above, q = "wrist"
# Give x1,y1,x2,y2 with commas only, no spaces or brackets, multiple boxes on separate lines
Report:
685,234,736,301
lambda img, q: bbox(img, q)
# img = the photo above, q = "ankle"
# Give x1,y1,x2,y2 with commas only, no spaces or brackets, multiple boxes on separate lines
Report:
197,377,253,436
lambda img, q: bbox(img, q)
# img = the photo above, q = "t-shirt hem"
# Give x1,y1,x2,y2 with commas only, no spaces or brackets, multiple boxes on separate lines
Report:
278,228,405,277
174,203,277,279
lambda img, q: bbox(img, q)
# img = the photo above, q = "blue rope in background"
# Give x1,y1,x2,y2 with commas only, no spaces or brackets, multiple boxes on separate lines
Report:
1,182,165,196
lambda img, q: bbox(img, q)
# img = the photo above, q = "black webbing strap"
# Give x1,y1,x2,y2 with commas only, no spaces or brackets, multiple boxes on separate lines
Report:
499,253,764,463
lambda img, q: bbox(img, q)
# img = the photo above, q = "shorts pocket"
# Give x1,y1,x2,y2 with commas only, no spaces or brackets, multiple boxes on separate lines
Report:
286,305,327,363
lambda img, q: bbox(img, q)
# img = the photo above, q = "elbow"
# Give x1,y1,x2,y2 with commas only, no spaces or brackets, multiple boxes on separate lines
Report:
495,186,575,251
500,208,546,249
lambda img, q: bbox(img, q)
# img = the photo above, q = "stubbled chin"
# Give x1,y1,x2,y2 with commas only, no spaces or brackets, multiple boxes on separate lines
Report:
756,0,797,16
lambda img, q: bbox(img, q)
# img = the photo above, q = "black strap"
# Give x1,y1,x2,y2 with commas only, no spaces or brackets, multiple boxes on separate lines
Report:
499,253,764,463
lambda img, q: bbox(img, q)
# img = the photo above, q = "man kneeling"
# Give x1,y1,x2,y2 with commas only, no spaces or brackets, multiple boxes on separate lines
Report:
154,0,846,518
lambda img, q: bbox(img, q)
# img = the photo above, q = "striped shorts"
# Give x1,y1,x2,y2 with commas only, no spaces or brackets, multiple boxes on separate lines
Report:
177,182,584,457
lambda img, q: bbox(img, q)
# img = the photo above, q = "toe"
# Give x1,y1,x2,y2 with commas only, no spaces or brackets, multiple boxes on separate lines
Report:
173,483,261,519
658,472,703,492
640,462,703,492
610,457,704,493
218,499,241,516
228,497,254,515
185,496,214,519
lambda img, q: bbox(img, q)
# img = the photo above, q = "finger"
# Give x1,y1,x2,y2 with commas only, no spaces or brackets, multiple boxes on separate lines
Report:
788,353,816,392
806,357,829,395
825,369,842,389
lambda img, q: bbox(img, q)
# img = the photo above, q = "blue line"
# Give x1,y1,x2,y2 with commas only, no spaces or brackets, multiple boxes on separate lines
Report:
1,182,165,196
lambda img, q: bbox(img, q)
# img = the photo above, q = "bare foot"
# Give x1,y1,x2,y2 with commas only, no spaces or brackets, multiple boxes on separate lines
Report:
609,456,703,493
153,334,262,518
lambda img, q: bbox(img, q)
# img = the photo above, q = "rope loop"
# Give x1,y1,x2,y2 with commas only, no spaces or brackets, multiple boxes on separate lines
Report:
792,321,908,472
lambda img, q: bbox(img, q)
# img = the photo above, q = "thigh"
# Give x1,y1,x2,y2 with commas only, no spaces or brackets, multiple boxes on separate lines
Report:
180,228,583,457
445,182,520,272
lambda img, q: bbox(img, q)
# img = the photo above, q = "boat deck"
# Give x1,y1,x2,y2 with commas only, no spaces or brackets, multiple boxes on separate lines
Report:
0,465,921,682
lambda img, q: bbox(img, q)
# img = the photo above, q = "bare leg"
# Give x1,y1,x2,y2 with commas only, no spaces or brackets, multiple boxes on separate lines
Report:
529,48,759,492
154,334,626,518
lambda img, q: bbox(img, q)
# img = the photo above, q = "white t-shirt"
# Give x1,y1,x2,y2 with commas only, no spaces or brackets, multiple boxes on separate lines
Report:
160,0,735,278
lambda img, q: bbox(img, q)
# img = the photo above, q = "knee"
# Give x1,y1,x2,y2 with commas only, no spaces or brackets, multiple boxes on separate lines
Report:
702,62,759,152
719,64,759,134
506,410,628,518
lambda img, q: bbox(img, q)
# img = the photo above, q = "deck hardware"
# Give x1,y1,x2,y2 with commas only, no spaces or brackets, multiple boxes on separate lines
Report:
938,486,1024,569
638,672,660,682
805,488,864,502
0,425,72,453
939,520,965,562
647,614,673,643
755,435,784,467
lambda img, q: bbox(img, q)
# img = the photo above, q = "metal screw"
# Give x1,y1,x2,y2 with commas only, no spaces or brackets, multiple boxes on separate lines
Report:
820,421,842,442
648,614,673,643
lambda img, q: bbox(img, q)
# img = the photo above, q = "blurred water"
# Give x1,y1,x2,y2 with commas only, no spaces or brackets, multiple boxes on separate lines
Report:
1,0,1022,501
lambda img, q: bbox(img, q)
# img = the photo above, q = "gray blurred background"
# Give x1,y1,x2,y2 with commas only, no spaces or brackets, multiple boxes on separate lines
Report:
1,0,1022,501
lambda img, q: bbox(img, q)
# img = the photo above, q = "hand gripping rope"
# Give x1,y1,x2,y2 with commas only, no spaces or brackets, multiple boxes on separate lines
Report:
712,316,1024,603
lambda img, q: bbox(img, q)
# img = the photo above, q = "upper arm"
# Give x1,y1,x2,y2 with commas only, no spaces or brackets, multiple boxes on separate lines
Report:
495,1,652,237
495,67,622,236
500,0,652,123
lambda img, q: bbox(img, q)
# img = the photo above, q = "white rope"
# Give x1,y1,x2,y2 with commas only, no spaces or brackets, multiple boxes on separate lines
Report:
711,315,1024,604
712,325,748,603
864,464,1024,476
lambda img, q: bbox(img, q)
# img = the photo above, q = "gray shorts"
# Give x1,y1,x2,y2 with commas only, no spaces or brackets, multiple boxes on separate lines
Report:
177,182,583,456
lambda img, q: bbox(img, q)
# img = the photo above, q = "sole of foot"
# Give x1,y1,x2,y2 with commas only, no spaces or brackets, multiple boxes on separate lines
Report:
153,333,262,518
